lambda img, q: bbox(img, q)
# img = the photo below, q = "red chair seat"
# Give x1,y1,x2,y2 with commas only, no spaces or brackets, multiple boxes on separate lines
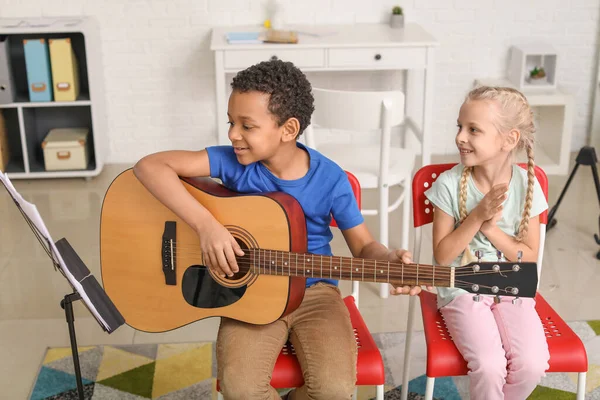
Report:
420,291,588,378
217,295,385,391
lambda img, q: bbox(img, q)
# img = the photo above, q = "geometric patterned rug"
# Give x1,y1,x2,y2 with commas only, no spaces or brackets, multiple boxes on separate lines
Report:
29,321,600,399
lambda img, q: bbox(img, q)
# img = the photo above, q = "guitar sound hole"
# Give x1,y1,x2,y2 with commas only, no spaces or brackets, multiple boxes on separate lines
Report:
229,238,251,280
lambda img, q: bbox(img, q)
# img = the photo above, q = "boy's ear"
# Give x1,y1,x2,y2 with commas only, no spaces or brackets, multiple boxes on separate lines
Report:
281,117,301,142
503,128,520,151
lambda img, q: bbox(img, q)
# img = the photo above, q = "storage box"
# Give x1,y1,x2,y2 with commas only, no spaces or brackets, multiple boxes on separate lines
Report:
41,128,89,171
49,38,80,102
0,111,9,171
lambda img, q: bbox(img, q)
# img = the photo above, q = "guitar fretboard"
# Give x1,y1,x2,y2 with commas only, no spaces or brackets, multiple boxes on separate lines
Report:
248,248,453,287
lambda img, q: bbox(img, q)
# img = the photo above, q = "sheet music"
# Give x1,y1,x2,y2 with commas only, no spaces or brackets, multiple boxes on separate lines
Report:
0,171,111,331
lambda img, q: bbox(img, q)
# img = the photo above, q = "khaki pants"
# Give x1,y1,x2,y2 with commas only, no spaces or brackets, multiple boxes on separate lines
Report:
217,282,357,400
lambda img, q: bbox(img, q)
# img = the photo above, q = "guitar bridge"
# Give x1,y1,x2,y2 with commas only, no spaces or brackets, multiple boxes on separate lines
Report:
162,221,176,285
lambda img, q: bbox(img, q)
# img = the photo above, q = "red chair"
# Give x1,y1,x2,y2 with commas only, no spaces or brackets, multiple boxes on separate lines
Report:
217,171,386,399
401,163,588,400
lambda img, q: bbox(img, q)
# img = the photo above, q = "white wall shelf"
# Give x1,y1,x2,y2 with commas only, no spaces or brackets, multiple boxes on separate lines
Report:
474,78,574,176
0,17,106,179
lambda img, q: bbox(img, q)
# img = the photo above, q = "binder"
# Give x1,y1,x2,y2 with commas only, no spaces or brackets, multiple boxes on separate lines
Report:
23,38,53,102
0,36,16,104
49,38,80,102
0,111,9,171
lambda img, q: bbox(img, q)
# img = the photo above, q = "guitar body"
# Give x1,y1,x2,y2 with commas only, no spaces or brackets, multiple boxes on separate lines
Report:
100,169,307,332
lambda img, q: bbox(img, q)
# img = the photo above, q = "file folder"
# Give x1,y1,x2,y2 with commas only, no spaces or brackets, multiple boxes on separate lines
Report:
49,38,80,102
0,36,16,104
23,38,53,102
0,111,10,172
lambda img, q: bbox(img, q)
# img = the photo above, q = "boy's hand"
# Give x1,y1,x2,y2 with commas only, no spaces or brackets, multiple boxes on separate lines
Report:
198,218,244,278
386,249,433,296
472,183,508,222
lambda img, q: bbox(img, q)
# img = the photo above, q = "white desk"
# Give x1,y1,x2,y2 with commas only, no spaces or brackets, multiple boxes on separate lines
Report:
210,23,439,165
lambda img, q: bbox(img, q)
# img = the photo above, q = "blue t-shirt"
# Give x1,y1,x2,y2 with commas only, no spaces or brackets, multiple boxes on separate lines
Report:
206,142,364,287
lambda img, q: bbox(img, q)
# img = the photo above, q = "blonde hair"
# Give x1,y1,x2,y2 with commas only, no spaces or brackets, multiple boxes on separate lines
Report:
459,86,536,248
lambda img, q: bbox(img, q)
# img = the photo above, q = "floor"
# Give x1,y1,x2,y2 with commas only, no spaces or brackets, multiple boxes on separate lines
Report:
1,153,600,399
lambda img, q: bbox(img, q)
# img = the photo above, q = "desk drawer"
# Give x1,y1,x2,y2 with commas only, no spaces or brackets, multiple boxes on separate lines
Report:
224,49,326,70
328,47,427,69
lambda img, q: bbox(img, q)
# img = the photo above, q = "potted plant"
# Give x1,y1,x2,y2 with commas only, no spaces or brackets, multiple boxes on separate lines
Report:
528,66,548,85
390,6,404,29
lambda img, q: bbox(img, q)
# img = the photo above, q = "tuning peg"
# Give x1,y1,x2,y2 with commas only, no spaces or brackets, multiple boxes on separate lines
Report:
497,250,503,261
475,250,482,263
472,294,481,302
494,295,501,304
517,250,523,263
512,297,522,305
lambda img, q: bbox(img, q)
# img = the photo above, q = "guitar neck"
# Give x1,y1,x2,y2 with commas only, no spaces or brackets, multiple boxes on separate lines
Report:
248,249,454,288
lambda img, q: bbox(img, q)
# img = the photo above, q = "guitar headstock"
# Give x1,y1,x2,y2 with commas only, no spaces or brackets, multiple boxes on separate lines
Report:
456,259,538,298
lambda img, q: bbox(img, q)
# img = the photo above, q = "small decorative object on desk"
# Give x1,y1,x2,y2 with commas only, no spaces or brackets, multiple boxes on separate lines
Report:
265,0,284,30
264,29,298,44
226,32,262,44
390,6,404,29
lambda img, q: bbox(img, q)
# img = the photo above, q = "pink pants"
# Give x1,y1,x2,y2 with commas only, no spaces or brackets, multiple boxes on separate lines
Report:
440,294,550,400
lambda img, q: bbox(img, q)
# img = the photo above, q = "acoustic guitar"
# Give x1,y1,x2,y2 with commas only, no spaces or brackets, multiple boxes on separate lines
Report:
100,169,539,332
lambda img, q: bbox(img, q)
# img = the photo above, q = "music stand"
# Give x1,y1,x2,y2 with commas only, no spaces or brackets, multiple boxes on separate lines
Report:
0,172,125,400
546,146,600,259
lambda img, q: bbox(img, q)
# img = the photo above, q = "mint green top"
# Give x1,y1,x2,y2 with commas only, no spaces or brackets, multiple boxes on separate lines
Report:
424,164,548,308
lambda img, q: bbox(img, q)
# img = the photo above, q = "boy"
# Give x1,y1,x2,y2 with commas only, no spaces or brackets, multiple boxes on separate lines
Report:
133,59,421,400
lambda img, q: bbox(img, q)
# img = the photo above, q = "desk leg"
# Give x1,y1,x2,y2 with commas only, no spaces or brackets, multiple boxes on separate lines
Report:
214,50,228,145
404,48,435,167
422,48,435,167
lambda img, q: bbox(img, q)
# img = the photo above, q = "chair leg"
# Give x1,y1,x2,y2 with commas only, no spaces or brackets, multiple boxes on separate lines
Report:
379,185,390,299
577,372,587,400
400,295,417,400
401,178,410,252
376,384,385,400
378,283,389,299
424,377,435,400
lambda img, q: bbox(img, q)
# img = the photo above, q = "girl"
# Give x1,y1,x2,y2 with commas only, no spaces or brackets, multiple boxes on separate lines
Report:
424,86,550,399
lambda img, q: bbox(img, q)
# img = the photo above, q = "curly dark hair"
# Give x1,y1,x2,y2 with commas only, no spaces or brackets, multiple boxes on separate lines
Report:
231,59,315,136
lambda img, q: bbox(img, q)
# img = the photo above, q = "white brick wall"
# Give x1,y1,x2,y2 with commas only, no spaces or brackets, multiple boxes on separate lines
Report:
0,0,598,163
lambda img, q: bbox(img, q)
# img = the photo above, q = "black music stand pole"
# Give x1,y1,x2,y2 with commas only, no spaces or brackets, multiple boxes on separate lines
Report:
60,292,85,399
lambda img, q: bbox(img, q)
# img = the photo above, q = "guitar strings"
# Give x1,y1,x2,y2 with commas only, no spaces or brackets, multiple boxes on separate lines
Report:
171,254,527,283
169,245,517,272
170,249,525,277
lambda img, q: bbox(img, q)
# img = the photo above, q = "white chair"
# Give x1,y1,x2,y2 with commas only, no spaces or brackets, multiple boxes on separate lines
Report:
305,88,416,298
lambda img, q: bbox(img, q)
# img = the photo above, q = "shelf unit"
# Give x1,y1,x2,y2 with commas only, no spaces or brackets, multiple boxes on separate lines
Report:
0,17,106,179
474,78,574,176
